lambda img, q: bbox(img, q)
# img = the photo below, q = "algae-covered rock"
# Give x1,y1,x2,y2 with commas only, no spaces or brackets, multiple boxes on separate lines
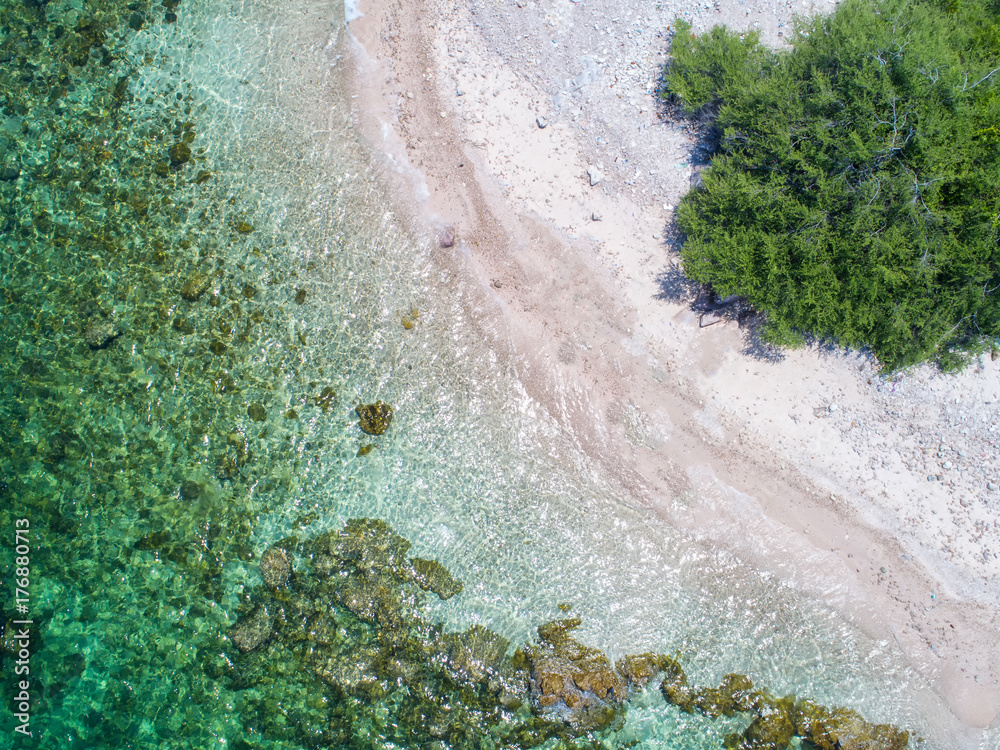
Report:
179,480,202,500
356,401,393,435
794,701,910,750
319,517,412,578
658,655,695,712
228,605,274,653
83,316,121,349
617,653,667,691
259,547,291,588
180,271,210,301
314,386,336,412
247,402,266,422
692,673,759,718
312,647,384,698
335,571,405,629
441,624,510,686
523,617,628,731
408,557,463,600
168,142,191,167
729,710,797,750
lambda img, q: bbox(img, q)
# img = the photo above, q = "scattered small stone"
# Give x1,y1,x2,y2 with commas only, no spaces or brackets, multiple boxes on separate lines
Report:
357,444,374,457
988,482,999,491
492,279,503,289
294,289,307,304
456,88,465,96
247,403,266,422
942,461,952,469
406,91,414,99
401,308,419,330
591,212,602,221
927,475,936,482
438,228,455,248
536,115,548,128
586,165,604,186
828,403,838,413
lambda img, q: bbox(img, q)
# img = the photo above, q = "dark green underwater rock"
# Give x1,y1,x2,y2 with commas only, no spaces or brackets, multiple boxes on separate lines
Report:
180,271,210,301
83,316,121,349
356,401,393,435
408,557,463,600
228,605,274,653
317,517,411,578
168,141,191,167
259,547,290,588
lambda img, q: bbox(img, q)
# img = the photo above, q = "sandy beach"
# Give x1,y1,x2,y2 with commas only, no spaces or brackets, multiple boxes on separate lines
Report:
344,0,1000,736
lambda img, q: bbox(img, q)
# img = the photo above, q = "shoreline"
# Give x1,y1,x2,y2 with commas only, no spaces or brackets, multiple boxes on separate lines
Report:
344,0,1000,736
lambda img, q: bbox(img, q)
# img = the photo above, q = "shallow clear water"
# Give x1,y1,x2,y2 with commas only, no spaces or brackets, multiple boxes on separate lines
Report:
0,0,993,748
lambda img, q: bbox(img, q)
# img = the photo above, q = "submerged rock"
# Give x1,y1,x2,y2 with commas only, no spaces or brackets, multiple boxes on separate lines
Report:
179,480,202,500
523,618,628,731
660,669,912,750
180,271,211,301
793,701,910,750
223,517,912,750
228,605,274,653
313,647,384,697
408,557,463,600
335,571,405,629
314,386,336,412
168,142,191,167
259,547,291,588
442,624,511,686
356,401,393,435
83,316,121,349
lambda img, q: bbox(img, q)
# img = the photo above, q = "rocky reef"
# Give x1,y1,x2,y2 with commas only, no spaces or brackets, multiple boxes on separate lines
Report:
659,662,911,750
223,517,914,750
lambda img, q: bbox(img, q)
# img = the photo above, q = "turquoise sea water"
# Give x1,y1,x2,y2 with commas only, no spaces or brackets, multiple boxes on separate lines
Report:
0,0,994,748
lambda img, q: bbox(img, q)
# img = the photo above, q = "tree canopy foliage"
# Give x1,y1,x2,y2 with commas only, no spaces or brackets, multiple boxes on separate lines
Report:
665,0,1000,370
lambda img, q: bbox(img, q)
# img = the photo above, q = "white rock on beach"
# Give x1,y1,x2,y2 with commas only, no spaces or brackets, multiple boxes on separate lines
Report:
586,165,604,186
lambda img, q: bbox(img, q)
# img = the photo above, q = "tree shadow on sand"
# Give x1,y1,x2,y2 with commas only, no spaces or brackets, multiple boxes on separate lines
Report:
654,225,785,364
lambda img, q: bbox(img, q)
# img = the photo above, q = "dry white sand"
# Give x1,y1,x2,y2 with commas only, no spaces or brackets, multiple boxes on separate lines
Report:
345,0,1000,735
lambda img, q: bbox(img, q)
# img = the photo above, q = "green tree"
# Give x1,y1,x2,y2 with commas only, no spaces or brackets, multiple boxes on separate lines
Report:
665,0,1000,370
